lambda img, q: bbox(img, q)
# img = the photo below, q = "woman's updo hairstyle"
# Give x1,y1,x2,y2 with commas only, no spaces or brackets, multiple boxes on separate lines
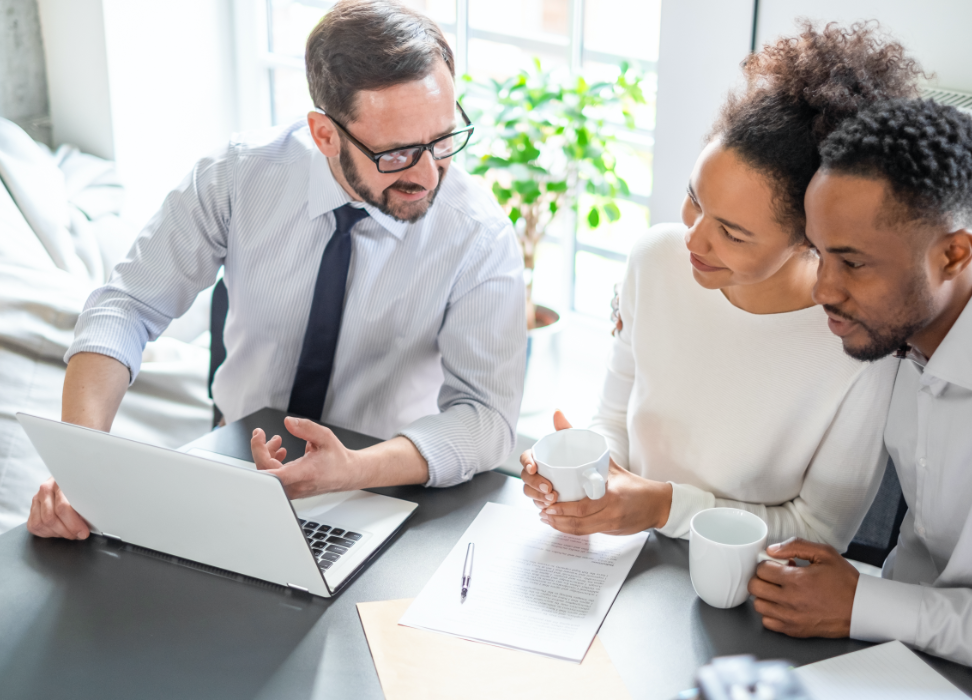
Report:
712,21,925,242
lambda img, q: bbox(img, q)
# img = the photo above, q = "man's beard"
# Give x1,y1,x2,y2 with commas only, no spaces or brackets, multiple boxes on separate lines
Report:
826,270,936,362
339,143,446,223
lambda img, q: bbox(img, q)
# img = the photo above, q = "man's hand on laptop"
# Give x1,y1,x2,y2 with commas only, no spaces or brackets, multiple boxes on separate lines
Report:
251,417,358,498
27,478,91,540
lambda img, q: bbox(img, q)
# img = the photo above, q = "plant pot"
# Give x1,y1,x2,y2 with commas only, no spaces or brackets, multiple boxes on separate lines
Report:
521,304,562,416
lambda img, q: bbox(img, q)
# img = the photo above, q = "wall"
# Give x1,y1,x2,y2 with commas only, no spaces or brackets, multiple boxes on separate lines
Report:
36,0,114,159
649,0,972,229
37,0,239,226
648,0,755,227
0,0,50,145
755,0,972,93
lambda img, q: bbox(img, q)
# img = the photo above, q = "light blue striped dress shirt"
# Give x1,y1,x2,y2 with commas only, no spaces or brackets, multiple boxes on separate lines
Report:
67,121,527,487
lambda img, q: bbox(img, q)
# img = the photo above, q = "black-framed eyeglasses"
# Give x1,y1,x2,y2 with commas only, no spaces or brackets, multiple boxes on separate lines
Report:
317,102,474,174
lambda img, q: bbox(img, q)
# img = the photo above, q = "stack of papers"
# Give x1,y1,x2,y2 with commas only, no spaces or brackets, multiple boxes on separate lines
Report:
358,599,632,700
795,641,966,699
399,502,648,663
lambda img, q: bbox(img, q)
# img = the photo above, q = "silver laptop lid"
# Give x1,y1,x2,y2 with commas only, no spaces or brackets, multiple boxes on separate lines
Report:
17,413,330,597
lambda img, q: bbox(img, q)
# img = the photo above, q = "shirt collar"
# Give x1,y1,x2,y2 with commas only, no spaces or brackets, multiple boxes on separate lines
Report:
922,296,972,391
306,148,409,240
894,345,927,367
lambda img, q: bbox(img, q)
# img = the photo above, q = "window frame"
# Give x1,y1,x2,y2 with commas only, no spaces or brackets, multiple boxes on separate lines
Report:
242,0,657,313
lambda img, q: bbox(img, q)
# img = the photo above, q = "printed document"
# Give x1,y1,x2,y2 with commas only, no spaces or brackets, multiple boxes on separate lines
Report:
794,640,966,699
399,502,648,663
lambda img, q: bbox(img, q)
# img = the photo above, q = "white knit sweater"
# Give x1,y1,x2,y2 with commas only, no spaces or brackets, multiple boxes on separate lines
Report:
590,224,899,549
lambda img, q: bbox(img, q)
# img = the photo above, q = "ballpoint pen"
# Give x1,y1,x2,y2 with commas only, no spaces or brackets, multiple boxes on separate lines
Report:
460,542,474,603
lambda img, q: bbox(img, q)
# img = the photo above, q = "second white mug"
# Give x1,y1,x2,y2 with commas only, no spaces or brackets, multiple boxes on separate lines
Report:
532,429,610,502
689,508,788,609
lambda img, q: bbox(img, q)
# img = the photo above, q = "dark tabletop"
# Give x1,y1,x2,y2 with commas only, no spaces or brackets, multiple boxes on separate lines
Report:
2,443,971,699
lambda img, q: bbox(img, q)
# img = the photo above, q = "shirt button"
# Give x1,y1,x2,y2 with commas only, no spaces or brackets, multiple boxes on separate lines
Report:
917,525,926,537
919,458,927,468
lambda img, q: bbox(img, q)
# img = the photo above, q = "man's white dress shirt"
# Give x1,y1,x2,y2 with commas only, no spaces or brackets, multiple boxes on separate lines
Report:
67,121,527,487
851,295,972,666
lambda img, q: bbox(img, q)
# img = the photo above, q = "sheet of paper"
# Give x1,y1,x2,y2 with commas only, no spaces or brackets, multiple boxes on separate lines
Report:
358,599,632,700
399,501,648,663
795,641,966,700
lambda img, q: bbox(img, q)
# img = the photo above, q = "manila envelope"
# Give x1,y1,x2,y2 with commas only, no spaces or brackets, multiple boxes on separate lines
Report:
357,598,632,700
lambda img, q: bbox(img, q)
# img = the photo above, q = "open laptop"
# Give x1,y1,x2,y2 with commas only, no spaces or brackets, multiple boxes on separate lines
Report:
16,411,417,598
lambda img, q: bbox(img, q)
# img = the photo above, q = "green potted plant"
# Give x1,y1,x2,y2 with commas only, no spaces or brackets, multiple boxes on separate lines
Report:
464,59,647,331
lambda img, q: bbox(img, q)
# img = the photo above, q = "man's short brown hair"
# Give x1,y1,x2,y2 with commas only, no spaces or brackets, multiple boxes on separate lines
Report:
305,0,455,124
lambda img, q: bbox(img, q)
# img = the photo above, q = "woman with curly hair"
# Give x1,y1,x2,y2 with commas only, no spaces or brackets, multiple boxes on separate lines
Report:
520,22,925,548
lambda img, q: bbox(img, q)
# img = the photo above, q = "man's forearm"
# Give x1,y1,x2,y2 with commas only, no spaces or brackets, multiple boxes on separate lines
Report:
353,436,429,489
62,352,131,431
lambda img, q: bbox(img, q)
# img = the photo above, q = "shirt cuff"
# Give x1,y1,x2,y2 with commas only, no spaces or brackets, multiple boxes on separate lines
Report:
655,481,716,540
850,572,923,645
67,308,146,384
398,411,474,489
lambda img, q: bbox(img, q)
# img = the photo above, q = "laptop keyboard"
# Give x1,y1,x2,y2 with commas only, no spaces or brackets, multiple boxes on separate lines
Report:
299,519,364,571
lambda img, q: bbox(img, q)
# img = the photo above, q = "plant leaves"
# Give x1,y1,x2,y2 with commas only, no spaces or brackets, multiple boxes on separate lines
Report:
587,207,600,228
492,182,512,205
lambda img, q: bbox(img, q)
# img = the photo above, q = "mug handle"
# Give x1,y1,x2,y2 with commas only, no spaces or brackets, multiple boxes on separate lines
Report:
581,467,606,500
757,550,790,565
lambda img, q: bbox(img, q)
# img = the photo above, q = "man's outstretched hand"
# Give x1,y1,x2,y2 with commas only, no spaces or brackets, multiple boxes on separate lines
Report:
250,416,357,499
748,537,860,638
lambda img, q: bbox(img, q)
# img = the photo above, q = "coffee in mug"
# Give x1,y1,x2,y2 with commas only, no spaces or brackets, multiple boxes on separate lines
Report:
532,429,610,502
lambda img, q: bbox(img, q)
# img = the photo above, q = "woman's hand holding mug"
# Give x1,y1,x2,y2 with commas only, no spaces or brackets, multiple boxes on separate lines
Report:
520,411,673,536
519,410,573,508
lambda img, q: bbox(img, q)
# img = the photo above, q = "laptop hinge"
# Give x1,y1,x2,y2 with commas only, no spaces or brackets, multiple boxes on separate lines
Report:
101,532,123,542
286,583,309,593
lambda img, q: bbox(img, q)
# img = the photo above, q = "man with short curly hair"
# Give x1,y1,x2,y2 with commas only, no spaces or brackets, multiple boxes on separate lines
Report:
749,98,972,666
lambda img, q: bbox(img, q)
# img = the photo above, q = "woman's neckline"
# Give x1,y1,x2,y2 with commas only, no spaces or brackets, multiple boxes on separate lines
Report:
718,286,818,316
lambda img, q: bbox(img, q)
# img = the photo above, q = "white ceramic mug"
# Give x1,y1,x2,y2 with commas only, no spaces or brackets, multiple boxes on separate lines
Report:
689,508,788,609
532,429,610,502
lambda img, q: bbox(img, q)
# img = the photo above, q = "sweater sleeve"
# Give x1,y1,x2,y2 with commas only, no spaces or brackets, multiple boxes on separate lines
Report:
588,326,634,469
589,249,642,470
655,357,898,549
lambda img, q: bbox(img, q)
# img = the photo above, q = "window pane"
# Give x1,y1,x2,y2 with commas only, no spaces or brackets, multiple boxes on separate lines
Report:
583,0,662,62
467,38,567,82
573,251,626,318
582,62,658,133
270,0,327,57
577,197,650,256
530,239,566,312
272,67,313,126
613,147,653,199
470,0,568,39
400,0,456,25
269,1,455,57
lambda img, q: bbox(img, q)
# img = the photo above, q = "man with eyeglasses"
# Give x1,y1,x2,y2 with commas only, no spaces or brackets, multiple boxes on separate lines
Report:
26,0,526,540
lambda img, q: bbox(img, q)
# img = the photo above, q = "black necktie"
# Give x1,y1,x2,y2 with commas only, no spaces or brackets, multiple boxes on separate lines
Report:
288,203,369,418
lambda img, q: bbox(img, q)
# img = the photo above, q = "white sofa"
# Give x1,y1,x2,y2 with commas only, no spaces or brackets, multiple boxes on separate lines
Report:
0,118,213,534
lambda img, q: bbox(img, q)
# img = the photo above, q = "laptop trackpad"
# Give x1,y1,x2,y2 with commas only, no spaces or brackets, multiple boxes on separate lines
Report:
291,491,355,518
